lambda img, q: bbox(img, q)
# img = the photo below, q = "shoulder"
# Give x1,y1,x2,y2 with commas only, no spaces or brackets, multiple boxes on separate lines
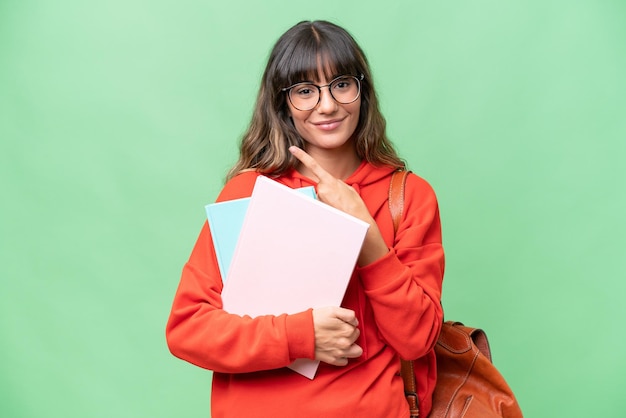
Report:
403,171,440,217
215,170,262,202
405,172,437,199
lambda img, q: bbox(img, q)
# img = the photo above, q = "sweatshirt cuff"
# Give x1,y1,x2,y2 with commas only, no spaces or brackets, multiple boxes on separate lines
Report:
356,250,405,291
285,309,315,360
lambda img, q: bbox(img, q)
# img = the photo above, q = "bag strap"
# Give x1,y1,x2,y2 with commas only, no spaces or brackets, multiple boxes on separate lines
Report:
389,169,408,233
389,170,420,418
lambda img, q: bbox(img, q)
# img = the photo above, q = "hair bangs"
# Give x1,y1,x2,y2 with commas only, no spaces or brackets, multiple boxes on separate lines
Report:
280,37,322,86
276,27,362,88
315,31,362,80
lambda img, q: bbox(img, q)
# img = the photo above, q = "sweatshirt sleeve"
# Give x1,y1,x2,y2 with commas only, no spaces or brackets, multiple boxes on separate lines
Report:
357,173,444,360
165,173,316,373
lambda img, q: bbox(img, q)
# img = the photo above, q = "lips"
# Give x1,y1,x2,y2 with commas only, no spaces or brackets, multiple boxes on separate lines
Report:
312,117,345,131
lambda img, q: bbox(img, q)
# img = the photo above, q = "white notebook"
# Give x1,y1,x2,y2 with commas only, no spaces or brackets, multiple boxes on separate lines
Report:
221,176,369,379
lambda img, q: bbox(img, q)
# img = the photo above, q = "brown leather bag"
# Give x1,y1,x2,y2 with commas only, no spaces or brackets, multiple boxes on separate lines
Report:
389,170,523,418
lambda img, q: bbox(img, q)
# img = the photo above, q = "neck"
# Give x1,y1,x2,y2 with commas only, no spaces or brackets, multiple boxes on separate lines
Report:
298,144,361,181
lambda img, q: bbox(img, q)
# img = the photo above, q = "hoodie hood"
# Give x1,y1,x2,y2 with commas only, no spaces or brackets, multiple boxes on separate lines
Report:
217,162,399,222
284,161,396,189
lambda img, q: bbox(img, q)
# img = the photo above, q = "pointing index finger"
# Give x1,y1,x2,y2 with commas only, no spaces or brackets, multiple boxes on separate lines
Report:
289,146,333,182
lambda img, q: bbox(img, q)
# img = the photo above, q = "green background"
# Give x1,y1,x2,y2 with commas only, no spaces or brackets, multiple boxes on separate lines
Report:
1,0,624,417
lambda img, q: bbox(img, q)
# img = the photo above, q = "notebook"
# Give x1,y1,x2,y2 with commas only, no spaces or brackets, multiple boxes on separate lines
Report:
220,176,369,378
205,185,316,280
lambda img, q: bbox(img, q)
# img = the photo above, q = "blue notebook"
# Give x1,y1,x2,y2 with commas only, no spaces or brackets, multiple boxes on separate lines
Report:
205,184,316,280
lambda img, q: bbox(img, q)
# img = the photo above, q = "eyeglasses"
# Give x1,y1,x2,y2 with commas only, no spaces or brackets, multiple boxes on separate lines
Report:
282,74,364,111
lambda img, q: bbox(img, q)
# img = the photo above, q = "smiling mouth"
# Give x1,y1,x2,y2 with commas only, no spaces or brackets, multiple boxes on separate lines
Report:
313,118,345,131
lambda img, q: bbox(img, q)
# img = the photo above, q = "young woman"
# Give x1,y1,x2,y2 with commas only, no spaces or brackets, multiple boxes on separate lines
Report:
166,20,444,418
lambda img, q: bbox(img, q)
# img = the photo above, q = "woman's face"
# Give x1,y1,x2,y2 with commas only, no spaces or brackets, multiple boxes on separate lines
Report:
286,72,361,156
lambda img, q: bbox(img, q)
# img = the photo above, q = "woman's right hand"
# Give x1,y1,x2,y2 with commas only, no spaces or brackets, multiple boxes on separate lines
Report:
312,306,363,366
288,146,390,266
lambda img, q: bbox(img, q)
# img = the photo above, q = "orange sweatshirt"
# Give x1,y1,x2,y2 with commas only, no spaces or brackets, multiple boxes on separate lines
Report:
166,161,444,418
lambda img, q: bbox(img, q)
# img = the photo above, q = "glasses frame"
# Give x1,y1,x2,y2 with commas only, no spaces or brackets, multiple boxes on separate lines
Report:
281,74,364,111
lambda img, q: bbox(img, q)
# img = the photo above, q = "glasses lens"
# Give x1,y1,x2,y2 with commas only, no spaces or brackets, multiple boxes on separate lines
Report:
289,83,319,111
330,76,360,104
286,75,362,111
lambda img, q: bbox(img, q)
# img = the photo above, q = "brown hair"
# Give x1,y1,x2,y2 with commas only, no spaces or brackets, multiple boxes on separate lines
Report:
227,20,404,180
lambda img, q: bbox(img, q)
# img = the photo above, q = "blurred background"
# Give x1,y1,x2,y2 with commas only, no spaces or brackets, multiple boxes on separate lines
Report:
1,0,624,417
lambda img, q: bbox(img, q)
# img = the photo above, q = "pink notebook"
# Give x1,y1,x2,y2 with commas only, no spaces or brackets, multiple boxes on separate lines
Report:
221,176,369,379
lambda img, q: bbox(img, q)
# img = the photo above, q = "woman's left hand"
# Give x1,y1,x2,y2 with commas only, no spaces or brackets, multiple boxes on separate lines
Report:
289,146,389,266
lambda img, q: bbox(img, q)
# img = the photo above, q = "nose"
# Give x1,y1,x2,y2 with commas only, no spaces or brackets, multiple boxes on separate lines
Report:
316,86,338,113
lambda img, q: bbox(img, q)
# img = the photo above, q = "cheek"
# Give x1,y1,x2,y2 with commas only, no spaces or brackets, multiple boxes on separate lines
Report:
287,105,305,129
349,98,361,117
348,102,361,128
290,112,308,131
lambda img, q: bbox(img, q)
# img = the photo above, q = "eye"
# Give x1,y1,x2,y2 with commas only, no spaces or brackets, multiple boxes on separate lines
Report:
332,77,353,91
293,85,316,97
